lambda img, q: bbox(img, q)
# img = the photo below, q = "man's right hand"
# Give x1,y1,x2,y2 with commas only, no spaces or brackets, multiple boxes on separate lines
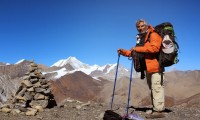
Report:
117,49,123,54
117,49,131,57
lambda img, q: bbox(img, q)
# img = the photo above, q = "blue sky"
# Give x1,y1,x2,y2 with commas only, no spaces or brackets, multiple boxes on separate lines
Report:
0,0,199,71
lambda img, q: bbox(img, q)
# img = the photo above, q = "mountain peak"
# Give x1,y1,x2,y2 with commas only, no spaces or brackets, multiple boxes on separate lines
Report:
15,59,26,64
66,56,78,61
51,56,89,69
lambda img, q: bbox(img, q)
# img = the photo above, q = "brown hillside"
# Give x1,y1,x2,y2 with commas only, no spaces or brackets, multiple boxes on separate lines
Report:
176,92,200,107
98,76,149,106
0,60,31,78
98,70,200,107
164,70,200,99
50,71,104,104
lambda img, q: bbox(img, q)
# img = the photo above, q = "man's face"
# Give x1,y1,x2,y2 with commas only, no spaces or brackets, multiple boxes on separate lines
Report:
136,22,148,33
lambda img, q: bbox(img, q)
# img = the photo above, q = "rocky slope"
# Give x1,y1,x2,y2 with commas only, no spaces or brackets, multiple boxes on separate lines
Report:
0,100,200,120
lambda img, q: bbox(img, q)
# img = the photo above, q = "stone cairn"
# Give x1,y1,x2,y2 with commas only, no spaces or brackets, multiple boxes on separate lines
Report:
0,61,55,116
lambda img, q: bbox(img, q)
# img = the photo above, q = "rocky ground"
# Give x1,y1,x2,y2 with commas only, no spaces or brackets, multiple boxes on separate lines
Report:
0,100,200,120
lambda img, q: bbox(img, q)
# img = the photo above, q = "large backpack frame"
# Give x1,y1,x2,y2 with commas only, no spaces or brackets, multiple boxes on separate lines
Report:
154,22,179,69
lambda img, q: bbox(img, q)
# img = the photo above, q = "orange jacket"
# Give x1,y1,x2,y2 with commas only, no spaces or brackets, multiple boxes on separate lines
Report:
120,26,162,73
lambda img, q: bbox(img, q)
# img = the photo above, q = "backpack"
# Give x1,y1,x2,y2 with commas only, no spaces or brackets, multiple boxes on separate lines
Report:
103,110,122,120
154,22,179,68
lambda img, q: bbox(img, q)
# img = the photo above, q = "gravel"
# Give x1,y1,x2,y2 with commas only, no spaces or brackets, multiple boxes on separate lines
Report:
0,101,200,120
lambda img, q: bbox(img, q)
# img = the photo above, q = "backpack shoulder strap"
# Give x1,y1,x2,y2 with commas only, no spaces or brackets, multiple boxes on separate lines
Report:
145,29,160,43
145,25,155,42
145,31,154,43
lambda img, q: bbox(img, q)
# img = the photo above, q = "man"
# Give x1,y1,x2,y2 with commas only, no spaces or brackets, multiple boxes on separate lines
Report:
118,19,165,118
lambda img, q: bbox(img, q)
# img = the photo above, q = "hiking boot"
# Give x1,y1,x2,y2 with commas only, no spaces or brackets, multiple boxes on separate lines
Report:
145,111,165,119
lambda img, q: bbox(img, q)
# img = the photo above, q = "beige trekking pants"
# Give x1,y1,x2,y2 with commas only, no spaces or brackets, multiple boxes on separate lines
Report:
146,72,165,112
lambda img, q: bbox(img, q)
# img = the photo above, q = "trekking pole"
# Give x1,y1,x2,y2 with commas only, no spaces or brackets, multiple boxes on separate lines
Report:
110,54,120,110
126,58,134,114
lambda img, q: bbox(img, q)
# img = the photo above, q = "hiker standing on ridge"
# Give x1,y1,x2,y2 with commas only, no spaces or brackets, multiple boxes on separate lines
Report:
118,19,165,118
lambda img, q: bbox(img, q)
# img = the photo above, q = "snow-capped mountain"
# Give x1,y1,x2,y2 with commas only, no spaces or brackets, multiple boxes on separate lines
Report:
51,57,90,69
0,62,10,66
0,59,26,66
44,56,132,80
15,59,26,64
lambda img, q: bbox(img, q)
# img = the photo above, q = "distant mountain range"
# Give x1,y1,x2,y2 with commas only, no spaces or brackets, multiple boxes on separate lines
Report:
47,56,132,80
3,56,136,80
0,57,200,108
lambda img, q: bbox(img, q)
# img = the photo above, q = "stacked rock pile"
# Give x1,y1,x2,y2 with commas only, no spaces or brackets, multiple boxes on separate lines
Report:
0,61,55,116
